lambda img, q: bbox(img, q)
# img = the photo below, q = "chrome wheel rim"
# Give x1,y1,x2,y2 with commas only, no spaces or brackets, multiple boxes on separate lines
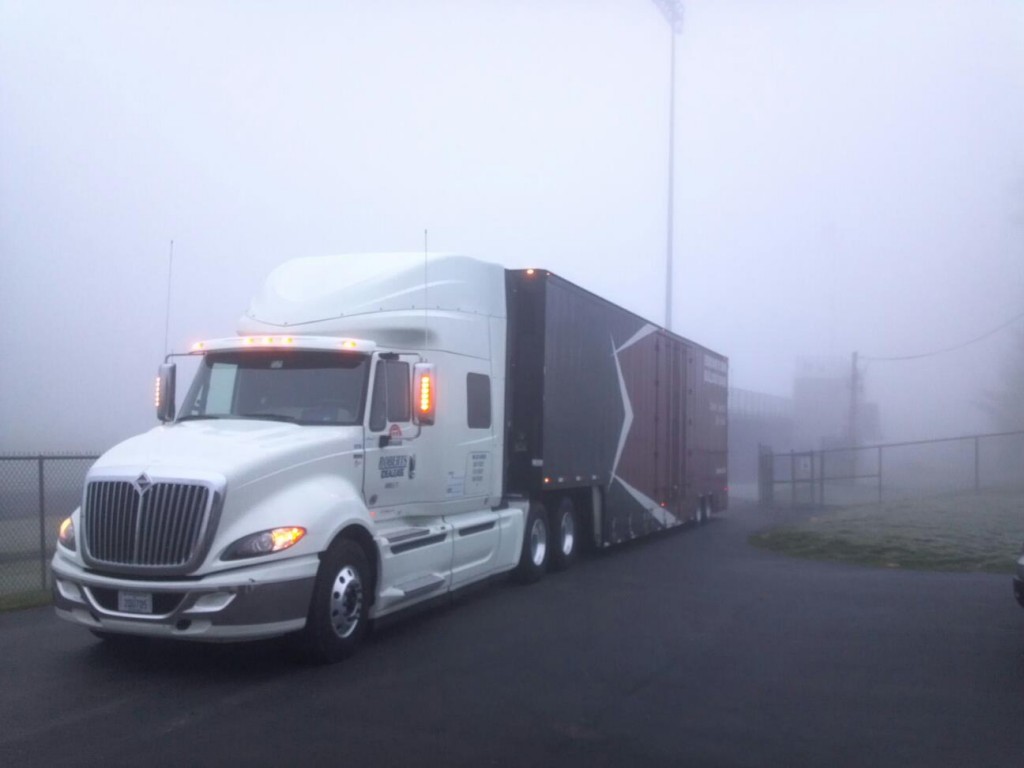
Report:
530,517,547,567
329,565,364,639
560,510,575,556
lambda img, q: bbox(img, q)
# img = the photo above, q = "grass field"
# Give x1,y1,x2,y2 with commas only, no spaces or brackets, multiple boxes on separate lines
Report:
750,488,1024,573
0,590,50,612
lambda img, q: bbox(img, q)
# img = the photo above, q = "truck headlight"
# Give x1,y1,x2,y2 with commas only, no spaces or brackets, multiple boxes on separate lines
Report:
222,527,306,561
58,516,76,551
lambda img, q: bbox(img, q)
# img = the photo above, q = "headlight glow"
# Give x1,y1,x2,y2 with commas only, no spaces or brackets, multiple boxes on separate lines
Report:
58,516,76,551
222,527,306,561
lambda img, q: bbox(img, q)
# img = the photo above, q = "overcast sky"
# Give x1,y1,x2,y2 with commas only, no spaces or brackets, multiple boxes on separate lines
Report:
2,0,1022,453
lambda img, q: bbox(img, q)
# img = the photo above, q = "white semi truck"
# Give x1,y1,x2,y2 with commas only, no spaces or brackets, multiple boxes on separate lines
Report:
52,254,728,662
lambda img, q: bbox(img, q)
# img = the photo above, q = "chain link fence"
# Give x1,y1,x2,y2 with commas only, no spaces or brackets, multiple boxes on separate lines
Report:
1,455,97,602
759,430,1024,508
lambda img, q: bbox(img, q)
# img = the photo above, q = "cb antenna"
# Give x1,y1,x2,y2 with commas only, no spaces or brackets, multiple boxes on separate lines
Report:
423,230,429,350
163,239,174,357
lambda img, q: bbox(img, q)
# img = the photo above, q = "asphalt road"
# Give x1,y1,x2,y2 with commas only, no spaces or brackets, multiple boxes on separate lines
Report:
2,501,1023,768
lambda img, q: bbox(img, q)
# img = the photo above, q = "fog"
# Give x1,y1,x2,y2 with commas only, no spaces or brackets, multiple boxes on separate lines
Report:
2,0,1022,454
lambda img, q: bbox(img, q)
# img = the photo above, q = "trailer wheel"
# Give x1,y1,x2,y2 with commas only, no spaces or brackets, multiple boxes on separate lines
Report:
548,496,577,571
299,538,371,664
513,502,549,583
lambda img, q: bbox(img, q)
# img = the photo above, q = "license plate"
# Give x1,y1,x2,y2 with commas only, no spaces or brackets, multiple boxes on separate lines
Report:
117,590,153,614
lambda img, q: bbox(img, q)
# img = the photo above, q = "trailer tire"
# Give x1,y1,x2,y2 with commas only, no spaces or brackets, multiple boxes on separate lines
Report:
548,496,577,572
299,538,371,664
513,502,549,584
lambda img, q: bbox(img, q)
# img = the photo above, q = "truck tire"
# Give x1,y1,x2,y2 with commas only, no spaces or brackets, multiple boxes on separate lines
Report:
513,502,549,584
548,496,577,572
300,538,371,664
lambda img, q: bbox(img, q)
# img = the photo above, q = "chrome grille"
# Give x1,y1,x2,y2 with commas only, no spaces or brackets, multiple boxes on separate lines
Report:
84,480,211,568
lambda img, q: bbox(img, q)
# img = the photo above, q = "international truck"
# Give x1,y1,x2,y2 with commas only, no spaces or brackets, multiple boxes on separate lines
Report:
52,254,728,662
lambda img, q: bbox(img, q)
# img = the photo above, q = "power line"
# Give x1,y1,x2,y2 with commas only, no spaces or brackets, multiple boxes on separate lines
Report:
861,309,1024,362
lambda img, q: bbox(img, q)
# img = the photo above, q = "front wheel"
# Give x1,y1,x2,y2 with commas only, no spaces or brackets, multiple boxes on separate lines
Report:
299,538,371,664
513,502,549,584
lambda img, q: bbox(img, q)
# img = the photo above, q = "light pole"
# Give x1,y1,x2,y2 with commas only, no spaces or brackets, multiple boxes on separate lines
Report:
648,0,683,331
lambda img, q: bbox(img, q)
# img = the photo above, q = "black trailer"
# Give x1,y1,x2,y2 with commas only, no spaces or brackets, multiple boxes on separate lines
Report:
503,268,728,547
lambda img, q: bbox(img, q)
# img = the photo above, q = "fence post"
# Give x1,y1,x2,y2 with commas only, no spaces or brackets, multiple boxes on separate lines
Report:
820,451,826,506
790,450,795,507
974,436,980,493
877,446,883,504
38,456,46,590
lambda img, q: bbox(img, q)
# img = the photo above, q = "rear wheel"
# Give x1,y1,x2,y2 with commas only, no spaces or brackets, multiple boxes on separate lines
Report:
513,502,549,583
299,538,371,664
548,496,577,572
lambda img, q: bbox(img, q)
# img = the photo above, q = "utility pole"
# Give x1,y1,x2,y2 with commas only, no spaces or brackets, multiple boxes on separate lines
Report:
648,0,684,331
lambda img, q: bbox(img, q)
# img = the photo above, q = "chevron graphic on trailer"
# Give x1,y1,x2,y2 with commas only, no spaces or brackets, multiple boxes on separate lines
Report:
609,323,679,526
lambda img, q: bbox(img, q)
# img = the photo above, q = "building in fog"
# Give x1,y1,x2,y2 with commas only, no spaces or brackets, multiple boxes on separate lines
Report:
793,357,880,450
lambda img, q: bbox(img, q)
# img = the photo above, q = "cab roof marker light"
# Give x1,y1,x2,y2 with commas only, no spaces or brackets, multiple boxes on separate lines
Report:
188,336,377,353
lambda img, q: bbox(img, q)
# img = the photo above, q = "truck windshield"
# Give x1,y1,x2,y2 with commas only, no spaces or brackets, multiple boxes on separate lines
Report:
178,350,369,426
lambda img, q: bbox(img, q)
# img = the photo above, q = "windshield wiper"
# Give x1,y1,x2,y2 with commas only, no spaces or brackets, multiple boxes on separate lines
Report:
238,413,299,423
176,415,225,422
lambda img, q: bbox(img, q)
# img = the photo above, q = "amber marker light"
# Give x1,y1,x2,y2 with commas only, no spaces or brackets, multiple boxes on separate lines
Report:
418,373,433,414
270,527,306,550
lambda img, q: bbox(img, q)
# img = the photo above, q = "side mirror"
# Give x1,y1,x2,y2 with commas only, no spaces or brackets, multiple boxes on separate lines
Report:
413,363,435,426
156,363,176,422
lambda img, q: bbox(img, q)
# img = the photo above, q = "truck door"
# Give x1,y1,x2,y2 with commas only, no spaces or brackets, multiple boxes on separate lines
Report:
362,353,454,606
362,354,425,513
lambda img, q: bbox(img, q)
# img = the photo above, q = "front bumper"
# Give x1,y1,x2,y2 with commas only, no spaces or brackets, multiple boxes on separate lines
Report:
51,552,318,642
